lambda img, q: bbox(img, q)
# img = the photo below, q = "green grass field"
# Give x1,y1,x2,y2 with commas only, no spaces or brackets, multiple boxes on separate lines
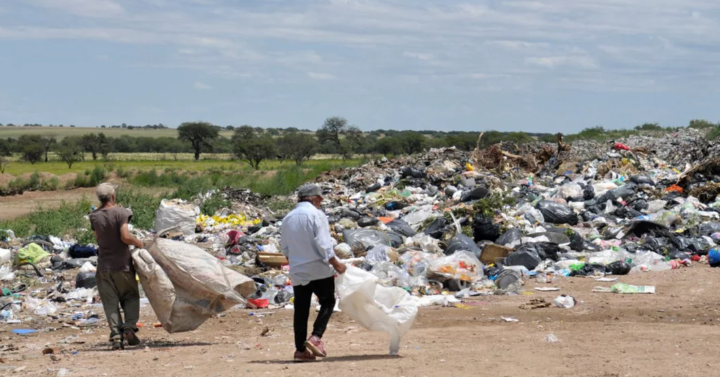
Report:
1,156,360,176
0,126,235,139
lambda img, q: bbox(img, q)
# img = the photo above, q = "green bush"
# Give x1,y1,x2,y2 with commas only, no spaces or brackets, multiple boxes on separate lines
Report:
74,173,90,188
115,189,164,230
42,177,60,191
90,166,107,186
199,193,230,216
28,172,41,191
8,177,29,192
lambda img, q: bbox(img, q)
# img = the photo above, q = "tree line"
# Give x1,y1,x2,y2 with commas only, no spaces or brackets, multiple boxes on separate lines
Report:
1,117,718,171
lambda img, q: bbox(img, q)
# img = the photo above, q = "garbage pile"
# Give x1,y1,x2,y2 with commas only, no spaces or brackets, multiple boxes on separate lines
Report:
4,129,720,335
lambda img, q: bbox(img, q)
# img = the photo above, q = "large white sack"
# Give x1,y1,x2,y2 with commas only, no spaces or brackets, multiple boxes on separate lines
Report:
133,238,256,333
336,266,418,355
154,199,198,235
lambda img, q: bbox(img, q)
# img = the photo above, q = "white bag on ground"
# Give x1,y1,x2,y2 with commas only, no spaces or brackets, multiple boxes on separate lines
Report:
154,199,198,235
336,266,418,355
133,238,256,333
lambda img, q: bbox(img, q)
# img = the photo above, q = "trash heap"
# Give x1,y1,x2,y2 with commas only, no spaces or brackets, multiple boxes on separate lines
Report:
5,129,720,332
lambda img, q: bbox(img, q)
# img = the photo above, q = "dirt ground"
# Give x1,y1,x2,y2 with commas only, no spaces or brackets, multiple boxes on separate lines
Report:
2,267,720,377
0,188,97,220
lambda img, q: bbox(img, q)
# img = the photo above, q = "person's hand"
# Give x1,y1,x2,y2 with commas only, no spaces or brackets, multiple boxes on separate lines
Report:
334,262,347,275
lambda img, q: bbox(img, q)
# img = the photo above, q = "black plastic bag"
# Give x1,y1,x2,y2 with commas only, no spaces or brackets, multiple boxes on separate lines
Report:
631,199,649,211
401,167,427,179
472,216,500,242
630,175,654,185
69,244,98,258
444,234,482,259
357,217,379,228
583,184,595,200
605,184,637,202
606,261,631,275
570,263,607,277
699,222,720,236
496,228,523,246
518,242,560,261
669,250,691,260
569,232,585,251
445,187,458,197
536,200,578,225
460,186,489,202
385,201,407,211
75,272,97,289
339,208,362,221
504,248,542,270
424,217,449,239
387,219,416,237
366,183,381,193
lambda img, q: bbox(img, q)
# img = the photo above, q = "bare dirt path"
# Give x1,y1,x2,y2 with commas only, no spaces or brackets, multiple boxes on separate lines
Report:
2,267,720,376
0,188,96,220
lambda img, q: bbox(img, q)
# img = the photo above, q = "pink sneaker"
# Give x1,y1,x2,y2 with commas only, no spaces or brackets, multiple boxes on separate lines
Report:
304,335,327,357
293,349,316,362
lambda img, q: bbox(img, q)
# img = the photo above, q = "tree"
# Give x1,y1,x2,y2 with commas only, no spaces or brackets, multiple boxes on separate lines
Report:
18,135,44,164
0,139,12,156
317,117,346,152
689,119,716,129
0,156,8,174
374,137,402,156
40,135,57,162
397,131,426,154
178,121,219,160
98,133,113,159
635,122,662,131
344,126,365,155
81,134,100,160
267,128,280,136
56,138,84,169
225,125,235,131
232,128,278,169
281,134,317,165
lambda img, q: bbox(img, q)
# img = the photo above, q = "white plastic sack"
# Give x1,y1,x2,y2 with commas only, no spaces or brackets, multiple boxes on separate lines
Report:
428,251,484,282
0,265,15,281
133,238,256,333
336,266,418,355
154,199,198,235
79,262,96,273
0,248,12,265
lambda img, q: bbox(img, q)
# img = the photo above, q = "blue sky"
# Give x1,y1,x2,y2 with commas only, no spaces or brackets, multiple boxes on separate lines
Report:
1,0,720,133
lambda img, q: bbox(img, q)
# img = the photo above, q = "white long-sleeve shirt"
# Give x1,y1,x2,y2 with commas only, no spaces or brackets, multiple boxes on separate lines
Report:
280,202,337,286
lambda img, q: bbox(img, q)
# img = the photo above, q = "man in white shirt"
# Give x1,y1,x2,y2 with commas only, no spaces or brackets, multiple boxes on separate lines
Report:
281,184,346,362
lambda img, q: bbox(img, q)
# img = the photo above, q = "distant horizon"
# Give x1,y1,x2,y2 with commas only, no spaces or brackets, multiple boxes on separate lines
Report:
2,1,720,132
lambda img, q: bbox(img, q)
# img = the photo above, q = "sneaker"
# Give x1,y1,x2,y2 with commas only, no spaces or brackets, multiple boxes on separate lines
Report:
123,328,140,346
111,336,124,351
293,349,316,362
304,335,327,357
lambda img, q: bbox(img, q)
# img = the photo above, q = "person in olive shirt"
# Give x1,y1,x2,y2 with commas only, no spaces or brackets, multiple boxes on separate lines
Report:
89,183,144,350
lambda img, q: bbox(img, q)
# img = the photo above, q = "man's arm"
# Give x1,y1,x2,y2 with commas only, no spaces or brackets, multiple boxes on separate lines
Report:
314,213,346,274
120,223,143,249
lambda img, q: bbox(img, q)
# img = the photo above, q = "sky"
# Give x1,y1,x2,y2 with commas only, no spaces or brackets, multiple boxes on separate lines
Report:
1,0,720,133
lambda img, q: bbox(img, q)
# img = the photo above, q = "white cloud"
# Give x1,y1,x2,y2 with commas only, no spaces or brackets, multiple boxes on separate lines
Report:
96,55,110,61
193,81,211,89
403,51,434,61
26,0,124,18
178,48,197,55
526,55,597,69
307,72,336,80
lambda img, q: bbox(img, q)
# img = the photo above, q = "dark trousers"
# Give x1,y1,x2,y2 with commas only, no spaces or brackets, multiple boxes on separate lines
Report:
96,271,140,342
293,276,336,352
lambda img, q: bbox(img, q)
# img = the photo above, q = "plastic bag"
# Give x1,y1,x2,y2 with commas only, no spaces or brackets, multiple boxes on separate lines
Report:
343,229,403,249
400,251,438,277
155,199,198,236
364,245,390,268
504,247,542,270
445,234,482,258
496,228,523,247
460,186,489,202
429,251,484,282
79,261,96,273
472,216,500,242
134,238,256,333
357,217,379,228
0,248,10,265
424,217,449,239
75,272,97,289
336,266,418,355
334,243,354,259
371,262,412,288
0,265,15,282
557,183,583,200
404,234,442,253
386,219,416,237
14,243,50,266
536,200,578,225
